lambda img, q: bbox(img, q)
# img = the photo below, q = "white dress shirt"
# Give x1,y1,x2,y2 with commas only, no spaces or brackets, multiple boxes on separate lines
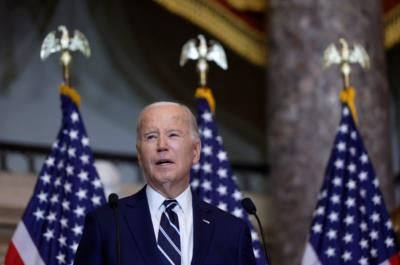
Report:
146,185,193,265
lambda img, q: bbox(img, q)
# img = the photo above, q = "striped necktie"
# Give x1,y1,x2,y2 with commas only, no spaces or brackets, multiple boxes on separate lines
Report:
158,200,181,265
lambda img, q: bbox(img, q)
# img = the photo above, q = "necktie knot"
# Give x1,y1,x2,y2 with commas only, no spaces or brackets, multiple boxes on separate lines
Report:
163,200,178,212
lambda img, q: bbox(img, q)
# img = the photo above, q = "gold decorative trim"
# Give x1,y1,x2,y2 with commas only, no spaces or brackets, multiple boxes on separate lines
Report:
339,87,358,124
155,0,266,66
60,84,81,107
385,4,400,49
195,87,216,113
225,0,266,12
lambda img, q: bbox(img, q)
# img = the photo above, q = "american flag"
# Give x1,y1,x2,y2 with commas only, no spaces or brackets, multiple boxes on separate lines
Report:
5,85,106,265
190,87,269,265
302,93,400,265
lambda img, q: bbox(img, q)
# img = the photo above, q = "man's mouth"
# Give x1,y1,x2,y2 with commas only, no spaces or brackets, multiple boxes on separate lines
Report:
155,159,174,166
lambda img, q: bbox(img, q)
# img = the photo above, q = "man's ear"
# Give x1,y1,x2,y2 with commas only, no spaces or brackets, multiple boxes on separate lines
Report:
136,144,143,167
192,140,201,164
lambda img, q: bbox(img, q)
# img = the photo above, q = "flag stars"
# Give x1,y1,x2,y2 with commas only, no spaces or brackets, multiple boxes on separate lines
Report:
43,228,55,241
55,177,62,187
312,223,322,234
344,215,354,226
191,179,200,189
372,195,381,205
72,224,83,236
328,212,338,222
386,220,393,230
37,191,48,203
78,170,89,182
343,233,353,243
69,129,78,140
217,185,228,196
201,162,212,174
217,202,227,211
326,229,337,240
202,145,213,156
201,180,212,191
360,153,368,163
251,231,259,241
347,163,356,173
351,131,357,140
50,194,59,204
370,212,380,223
67,147,76,157
40,173,51,184
71,111,79,122
359,257,368,265
343,107,350,116
202,128,212,139
346,180,356,190
232,190,242,201
314,206,325,216
217,168,227,178
73,206,85,218
370,248,378,258
330,194,340,204
80,154,90,164
360,222,368,232
332,177,342,187
325,247,335,257
349,147,356,156
345,197,355,208
373,178,379,188
70,242,79,253
336,141,346,152
358,171,368,181
369,230,379,240
360,239,368,249
58,235,67,246
201,111,212,122
334,159,344,169
66,165,74,175
232,207,243,218
56,252,66,264
64,182,72,193
92,179,102,189
47,211,57,223
76,189,88,200
91,195,102,206
217,151,227,162
81,136,90,146
339,124,348,134
62,199,70,210
385,237,394,248
33,208,45,220
60,217,69,228
45,156,55,167
341,251,352,262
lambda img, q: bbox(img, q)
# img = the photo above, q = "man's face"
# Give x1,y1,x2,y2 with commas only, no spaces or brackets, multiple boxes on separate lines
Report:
136,104,200,197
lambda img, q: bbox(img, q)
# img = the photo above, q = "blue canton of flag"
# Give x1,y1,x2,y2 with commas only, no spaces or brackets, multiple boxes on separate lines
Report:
5,85,106,265
190,88,268,265
302,93,400,265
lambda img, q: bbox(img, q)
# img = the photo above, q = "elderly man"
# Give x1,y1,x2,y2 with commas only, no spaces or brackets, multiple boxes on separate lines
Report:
74,102,256,265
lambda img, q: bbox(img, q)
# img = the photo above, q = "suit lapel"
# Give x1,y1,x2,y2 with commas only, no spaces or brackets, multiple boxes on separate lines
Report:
191,195,215,265
122,186,162,265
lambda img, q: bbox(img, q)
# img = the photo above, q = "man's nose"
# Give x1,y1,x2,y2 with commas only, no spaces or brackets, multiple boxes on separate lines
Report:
157,135,168,151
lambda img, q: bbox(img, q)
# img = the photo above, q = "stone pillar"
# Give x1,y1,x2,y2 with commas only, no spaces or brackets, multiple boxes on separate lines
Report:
266,1,392,264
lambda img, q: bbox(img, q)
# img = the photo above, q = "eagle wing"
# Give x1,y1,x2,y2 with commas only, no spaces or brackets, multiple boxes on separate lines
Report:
323,44,341,67
207,41,228,70
40,30,61,60
69,30,91,57
349,43,370,69
180,39,199,66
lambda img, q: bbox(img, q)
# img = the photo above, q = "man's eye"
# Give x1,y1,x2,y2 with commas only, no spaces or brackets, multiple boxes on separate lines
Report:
145,135,157,140
169,133,179,138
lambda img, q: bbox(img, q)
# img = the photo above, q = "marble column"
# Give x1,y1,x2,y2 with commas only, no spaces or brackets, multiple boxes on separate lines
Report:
266,0,392,264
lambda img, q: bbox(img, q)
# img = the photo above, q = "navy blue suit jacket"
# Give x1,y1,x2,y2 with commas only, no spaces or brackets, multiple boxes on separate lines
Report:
74,186,256,265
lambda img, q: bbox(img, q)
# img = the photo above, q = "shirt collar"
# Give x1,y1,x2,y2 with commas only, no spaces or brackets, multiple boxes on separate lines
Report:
146,184,192,214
